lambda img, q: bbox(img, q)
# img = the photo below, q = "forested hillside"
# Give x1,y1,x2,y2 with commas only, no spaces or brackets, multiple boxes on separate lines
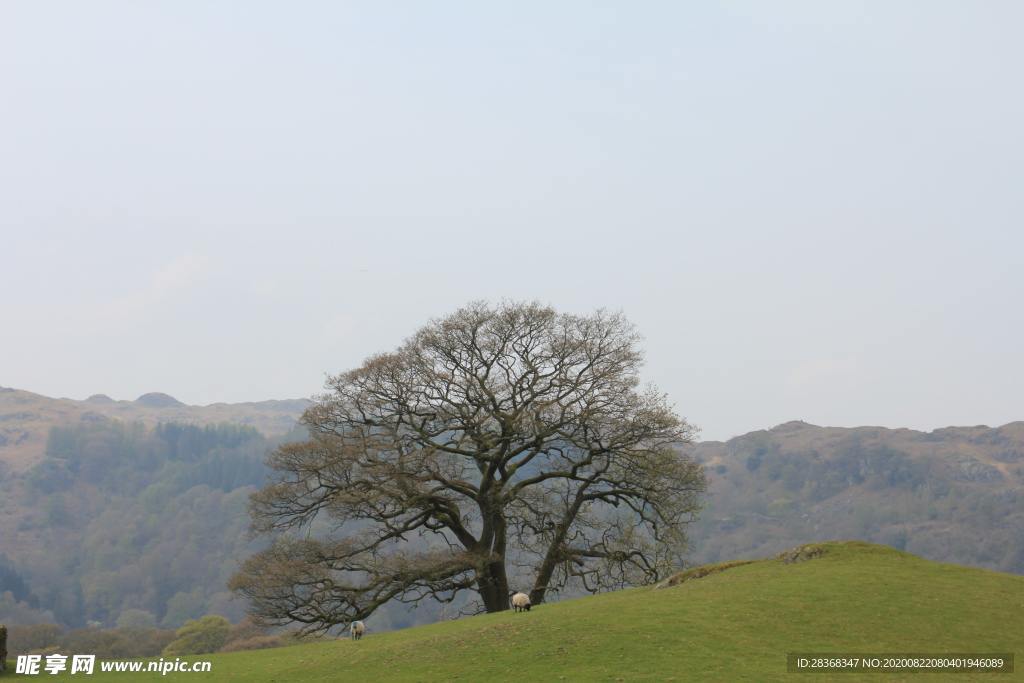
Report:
0,417,447,632
687,421,1024,573
0,420,283,629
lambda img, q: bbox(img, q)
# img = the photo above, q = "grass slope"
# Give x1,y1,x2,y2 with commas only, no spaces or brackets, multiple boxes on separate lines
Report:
5,542,1022,682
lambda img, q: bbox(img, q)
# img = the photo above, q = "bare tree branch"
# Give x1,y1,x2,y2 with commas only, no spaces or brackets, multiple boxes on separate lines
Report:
232,301,706,631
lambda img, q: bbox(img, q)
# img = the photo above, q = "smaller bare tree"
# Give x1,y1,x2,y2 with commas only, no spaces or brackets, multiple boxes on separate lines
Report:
231,301,705,633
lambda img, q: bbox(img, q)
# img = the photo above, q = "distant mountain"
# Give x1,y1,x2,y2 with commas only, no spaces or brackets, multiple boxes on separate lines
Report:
686,420,1024,574
0,387,309,471
134,392,185,408
0,389,1020,632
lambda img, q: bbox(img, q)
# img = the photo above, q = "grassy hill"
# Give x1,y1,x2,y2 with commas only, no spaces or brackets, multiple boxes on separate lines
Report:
9,542,1021,681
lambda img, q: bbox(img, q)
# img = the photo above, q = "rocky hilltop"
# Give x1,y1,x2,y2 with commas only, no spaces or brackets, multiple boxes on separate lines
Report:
0,386,309,471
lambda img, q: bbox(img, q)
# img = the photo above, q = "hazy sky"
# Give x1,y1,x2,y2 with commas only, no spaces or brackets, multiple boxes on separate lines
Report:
1,2,1021,441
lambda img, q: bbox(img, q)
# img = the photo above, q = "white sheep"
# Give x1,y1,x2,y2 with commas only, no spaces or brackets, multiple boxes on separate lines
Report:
350,621,366,640
509,592,531,613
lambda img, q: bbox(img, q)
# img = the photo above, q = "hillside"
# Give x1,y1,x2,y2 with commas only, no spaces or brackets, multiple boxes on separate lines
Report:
0,413,431,633
11,543,1021,681
1,393,1022,633
687,421,1024,574
0,420,285,629
0,387,308,472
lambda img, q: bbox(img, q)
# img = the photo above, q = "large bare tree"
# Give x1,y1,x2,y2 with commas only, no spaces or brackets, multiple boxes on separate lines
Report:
231,302,705,632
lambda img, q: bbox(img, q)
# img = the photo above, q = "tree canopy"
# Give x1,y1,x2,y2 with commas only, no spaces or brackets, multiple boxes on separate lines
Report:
231,301,706,632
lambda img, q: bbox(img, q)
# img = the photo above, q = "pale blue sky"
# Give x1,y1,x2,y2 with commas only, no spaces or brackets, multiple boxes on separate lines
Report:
1,2,1021,440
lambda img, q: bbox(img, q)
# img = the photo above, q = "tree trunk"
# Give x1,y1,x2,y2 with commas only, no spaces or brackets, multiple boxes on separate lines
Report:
530,496,586,605
477,502,511,612
477,559,510,612
529,560,555,606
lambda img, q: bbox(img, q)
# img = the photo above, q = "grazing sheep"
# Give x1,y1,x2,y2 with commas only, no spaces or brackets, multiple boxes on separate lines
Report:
509,592,531,613
350,621,365,641
0,623,7,671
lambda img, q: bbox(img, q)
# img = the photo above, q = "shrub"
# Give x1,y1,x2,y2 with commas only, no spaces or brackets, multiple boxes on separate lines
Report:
162,615,231,656
7,623,62,654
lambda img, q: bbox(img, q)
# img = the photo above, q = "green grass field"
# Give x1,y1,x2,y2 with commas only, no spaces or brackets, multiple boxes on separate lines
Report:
3,542,1021,681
